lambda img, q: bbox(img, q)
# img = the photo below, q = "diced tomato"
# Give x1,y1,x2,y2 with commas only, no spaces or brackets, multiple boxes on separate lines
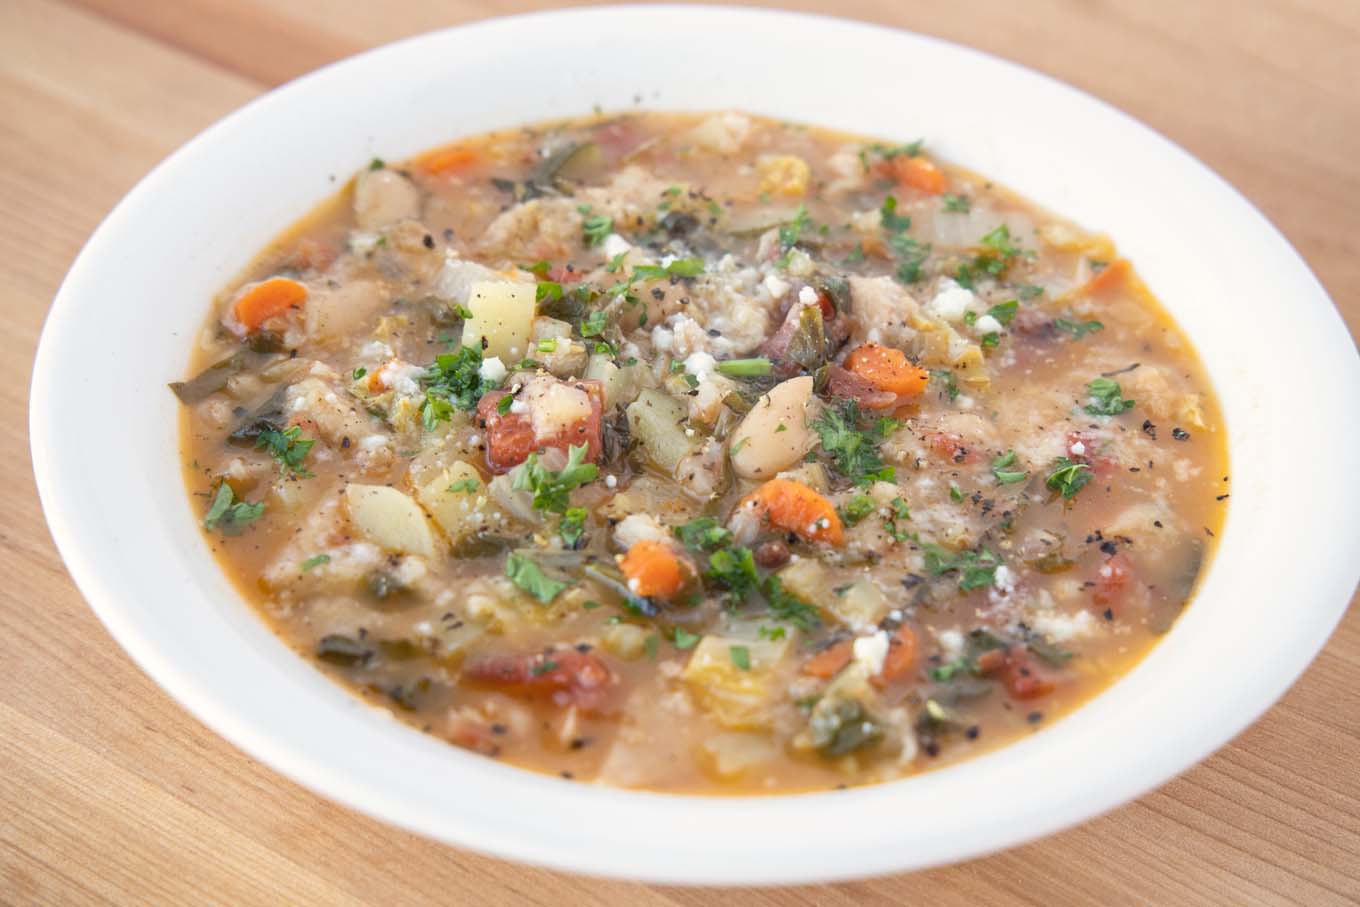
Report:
476,380,605,474
880,155,947,195
923,431,977,464
464,648,616,714
877,625,918,683
978,646,1055,700
1093,552,1134,608
826,363,898,410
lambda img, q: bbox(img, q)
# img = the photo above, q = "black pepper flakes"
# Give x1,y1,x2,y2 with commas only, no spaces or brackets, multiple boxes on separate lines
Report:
1142,419,1157,439
1027,711,1044,724
1172,427,1190,441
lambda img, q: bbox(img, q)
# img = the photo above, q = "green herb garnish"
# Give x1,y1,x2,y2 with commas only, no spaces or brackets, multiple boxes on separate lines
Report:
1083,377,1135,416
203,482,264,536
1046,457,1093,499
505,552,569,604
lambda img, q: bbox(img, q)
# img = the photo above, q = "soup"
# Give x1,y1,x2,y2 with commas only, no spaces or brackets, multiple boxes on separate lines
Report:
175,111,1227,792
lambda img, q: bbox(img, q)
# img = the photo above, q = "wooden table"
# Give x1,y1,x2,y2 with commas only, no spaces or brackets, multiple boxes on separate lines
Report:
3,0,1357,902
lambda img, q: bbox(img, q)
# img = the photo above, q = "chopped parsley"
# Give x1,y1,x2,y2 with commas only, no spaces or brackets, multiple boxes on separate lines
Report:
924,545,1002,591
420,345,500,427
674,516,733,552
496,394,514,415
706,545,760,603
1053,317,1104,340
352,366,367,380
203,482,264,536
559,507,588,547
505,552,568,604
300,554,331,572
930,368,960,401
536,281,564,304
729,645,751,671
985,300,1019,326
672,628,702,650
255,425,315,477
779,204,810,250
762,576,821,631
885,496,912,542
942,194,971,213
633,257,705,280
580,310,608,337
991,450,1028,485
811,400,897,486
839,494,876,526
880,195,912,232
447,478,479,494
1046,457,1093,499
510,443,599,514
1083,377,1135,416
582,213,613,246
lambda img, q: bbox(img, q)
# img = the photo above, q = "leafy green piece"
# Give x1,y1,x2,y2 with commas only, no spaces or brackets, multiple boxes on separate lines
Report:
880,195,912,232
707,546,760,603
930,368,960,401
991,450,1028,485
979,224,1021,258
891,234,930,284
729,645,751,671
511,443,599,514
930,657,974,682
632,258,705,280
1046,457,1093,499
673,628,702,650
986,300,1019,326
447,478,479,494
203,482,264,536
505,552,569,604
942,194,971,213
536,281,564,304
420,345,500,427
839,494,876,526
580,310,608,337
300,554,331,571
255,425,315,477
559,507,588,547
1053,318,1104,340
923,545,1001,591
810,400,896,486
582,213,613,246
1084,377,1135,416
673,517,733,552
779,204,810,250
762,576,821,631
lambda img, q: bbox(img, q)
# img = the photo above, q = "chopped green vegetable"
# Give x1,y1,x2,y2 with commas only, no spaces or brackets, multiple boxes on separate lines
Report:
715,357,772,377
447,478,479,494
986,300,1019,326
1054,318,1105,340
255,425,315,477
930,369,960,401
839,494,876,526
582,213,613,246
779,204,810,250
674,516,733,552
496,394,514,415
880,195,912,232
203,482,264,536
706,546,760,603
991,450,1027,485
942,194,971,213
505,552,569,604
1084,377,1135,416
300,554,331,572
511,443,599,514
1046,457,1093,500
633,258,705,280
559,507,588,547
923,545,1002,591
762,575,821,631
729,645,751,671
811,400,896,486
352,367,367,380
536,281,564,304
420,345,500,427
673,628,702,650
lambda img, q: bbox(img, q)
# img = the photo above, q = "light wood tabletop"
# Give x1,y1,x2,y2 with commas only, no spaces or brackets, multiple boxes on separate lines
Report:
3,0,1357,903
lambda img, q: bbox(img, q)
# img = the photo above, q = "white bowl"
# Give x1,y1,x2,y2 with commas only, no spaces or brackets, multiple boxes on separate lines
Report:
30,5,1360,884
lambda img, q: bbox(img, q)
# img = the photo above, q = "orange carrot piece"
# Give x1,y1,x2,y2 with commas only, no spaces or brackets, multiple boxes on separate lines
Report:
889,155,947,195
843,344,930,397
745,478,844,546
878,625,918,682
1079,258,1131,297
233,277,307,333
619,540,688,599
419,146,478,176
802,639,853,678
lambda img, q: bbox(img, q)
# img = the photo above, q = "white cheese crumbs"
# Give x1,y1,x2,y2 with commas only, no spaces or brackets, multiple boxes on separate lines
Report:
605,474,618,489
478,356,508,382
683,351,718,383
763,274,791,299
993,565,1016,594
1070,440,1087,456
937,629,965,660
852,630,891,676
602,233,632,260
468,434,481,446
1031,610,1097,642
415,621,432,636
925,278,976,322
798,285,819,306
974,314,1004,335
358,434,390,451
613,513,669,549
957,395,975,410
509,400,529,415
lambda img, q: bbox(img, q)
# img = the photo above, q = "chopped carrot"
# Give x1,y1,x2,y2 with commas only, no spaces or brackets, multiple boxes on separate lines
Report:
1079,258,1130,297
233,277,307,333
887,155,947,195
802,639,853,678
878,625,918,682
843,344,930,397
418,145,478,176
619,540,688,599
744,478,844,546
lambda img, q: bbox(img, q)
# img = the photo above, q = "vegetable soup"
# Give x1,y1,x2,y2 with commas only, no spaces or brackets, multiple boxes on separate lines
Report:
176,111,1227,792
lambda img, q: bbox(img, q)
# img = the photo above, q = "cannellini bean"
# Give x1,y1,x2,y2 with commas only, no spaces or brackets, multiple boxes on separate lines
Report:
729,376,819,480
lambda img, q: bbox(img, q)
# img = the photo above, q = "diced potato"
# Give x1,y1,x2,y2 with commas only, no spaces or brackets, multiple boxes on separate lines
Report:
828,577,888,629
777,558,830,604
603,623,650,660
416,461,496,545
775,461,830,493
681,634,792,730
756,155,811,198
698,732,778,781
626,388,697,475
461,280,535,363
343,484,436,557
729,376,818,480
584,354,625,408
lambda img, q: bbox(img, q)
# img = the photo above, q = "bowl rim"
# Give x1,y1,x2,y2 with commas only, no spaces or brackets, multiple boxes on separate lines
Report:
29,4,1360,885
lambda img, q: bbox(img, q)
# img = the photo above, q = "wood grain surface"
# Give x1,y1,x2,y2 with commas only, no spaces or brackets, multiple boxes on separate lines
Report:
3,0,1357,903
